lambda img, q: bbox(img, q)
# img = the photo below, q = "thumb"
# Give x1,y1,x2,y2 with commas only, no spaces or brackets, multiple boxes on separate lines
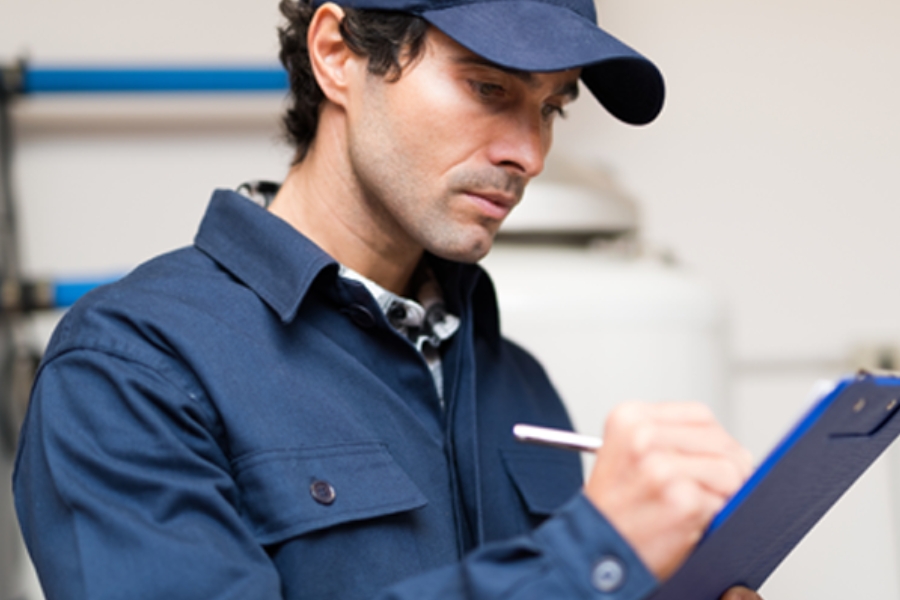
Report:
720,587,762,600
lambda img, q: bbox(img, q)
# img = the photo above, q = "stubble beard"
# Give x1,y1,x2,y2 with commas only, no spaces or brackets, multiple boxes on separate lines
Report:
346,113,528,264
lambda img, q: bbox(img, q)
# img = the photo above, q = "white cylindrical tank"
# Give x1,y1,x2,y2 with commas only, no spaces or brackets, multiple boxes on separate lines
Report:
480,161,729,459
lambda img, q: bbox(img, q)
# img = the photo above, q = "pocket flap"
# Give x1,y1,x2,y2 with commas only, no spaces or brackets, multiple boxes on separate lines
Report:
234,443,428,545
501,447,582,516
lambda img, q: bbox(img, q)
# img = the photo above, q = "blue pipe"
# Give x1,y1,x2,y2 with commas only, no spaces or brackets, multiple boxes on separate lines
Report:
0,276,122,312
52,276,122,308
21,66,288,95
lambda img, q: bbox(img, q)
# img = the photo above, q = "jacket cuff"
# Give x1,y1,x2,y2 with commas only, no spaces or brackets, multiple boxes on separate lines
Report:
533,492,658,599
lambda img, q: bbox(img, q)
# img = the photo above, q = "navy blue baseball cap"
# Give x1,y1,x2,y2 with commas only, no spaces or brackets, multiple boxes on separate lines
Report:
314,0,665,124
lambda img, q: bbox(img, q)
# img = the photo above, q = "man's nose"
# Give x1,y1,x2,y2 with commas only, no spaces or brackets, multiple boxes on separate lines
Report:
487,110,548,179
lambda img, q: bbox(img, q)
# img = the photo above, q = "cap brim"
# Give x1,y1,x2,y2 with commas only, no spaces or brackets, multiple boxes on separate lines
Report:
421,0,664,124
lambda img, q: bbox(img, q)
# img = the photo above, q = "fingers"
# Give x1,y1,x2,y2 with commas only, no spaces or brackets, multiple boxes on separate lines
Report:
585,401,753,580
640,451,748,499
604,402,753,481
720,586,763,600
612,400,717,425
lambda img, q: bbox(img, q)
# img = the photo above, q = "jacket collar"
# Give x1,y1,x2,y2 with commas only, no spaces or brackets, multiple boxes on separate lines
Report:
193,188,501,345
194,189,338,324
426,254,501,350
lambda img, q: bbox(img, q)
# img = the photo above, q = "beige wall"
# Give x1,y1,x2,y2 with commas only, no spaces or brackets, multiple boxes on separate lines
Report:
564,0,900,367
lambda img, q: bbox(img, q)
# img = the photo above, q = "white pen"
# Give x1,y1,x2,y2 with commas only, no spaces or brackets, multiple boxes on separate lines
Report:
512,423,603,453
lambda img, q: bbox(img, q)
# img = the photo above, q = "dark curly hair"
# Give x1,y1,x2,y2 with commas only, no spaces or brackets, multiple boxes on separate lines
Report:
278,0,430,163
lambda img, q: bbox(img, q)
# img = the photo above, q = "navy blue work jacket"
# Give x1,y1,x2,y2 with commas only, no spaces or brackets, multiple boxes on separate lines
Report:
14,190,655,600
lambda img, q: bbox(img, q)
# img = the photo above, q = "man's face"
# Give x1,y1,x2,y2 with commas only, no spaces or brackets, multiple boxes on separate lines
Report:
344,28,580,264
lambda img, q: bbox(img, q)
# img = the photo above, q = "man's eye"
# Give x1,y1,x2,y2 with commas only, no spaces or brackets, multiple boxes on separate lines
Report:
470,81,505,99
542,104,567,120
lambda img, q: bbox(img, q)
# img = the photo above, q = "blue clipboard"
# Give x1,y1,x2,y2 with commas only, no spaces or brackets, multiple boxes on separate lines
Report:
648,372,900,600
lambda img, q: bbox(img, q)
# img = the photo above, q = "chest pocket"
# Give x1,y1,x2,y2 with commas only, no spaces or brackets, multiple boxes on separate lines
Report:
234,442,428,545
501,446,583,516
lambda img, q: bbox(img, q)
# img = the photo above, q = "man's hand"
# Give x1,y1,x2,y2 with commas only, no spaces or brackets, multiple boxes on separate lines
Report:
584,402,753,580
721,586,763,600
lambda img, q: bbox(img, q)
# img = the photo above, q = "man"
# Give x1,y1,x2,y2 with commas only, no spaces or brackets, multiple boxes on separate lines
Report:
14,0,761,598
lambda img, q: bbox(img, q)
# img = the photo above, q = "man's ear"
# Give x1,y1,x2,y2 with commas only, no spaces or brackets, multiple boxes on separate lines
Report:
307,3,358,107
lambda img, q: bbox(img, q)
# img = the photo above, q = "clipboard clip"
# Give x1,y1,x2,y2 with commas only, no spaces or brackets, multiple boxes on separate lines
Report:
829,371,900,437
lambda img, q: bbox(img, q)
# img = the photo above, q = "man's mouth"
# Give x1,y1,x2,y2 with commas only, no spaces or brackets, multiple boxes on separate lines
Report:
464,190,519,221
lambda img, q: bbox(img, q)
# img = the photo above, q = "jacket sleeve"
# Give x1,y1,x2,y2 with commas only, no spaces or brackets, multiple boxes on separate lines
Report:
14,348,657,600
378,493,658,600
14,349,283,600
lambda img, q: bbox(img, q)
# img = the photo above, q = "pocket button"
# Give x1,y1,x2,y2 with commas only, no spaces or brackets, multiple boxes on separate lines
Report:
310,480,337,505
